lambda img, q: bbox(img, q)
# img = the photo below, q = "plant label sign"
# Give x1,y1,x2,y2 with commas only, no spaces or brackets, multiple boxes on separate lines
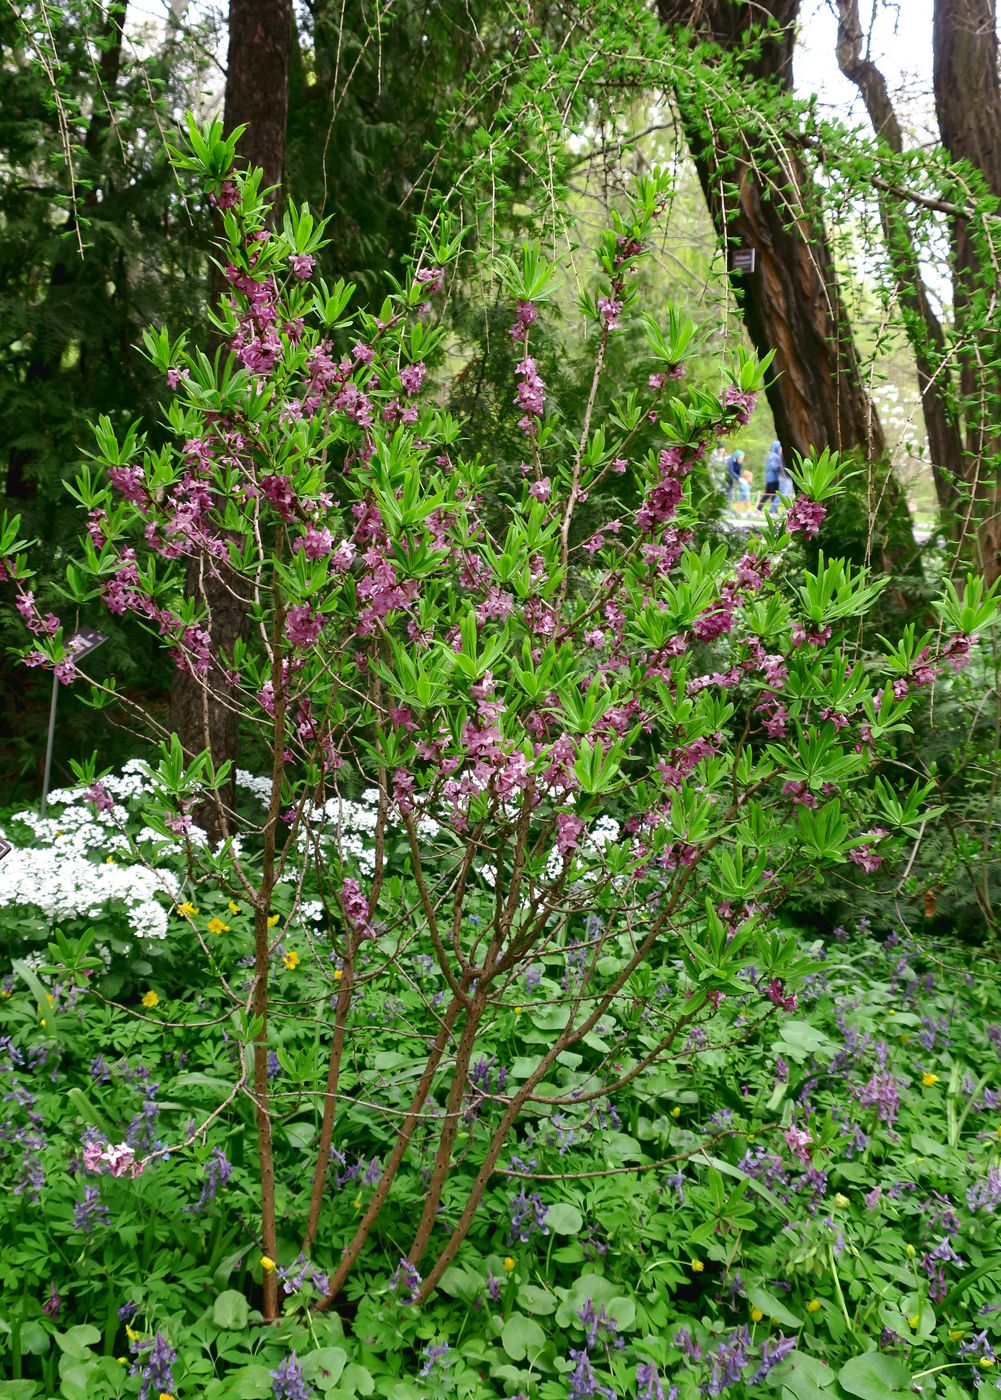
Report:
67,626,108,660
729,247,757,274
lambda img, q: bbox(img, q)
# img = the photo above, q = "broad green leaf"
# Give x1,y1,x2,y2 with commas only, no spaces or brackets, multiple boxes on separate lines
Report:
838,1352,912,1400
545,1203,584,1235
212,1290,250,1330
501,1312,547,1363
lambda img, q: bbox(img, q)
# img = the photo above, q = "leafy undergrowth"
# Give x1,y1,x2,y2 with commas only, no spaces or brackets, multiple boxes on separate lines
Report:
1,909,999,1400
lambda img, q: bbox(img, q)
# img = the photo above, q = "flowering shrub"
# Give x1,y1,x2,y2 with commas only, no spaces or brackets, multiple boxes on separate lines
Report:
0,117,999,1393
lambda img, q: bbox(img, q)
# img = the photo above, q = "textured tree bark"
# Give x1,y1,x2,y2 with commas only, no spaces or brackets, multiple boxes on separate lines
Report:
169,0,292,837
658,0,883,463
835,0,966,523
932,0,1001,583
657,0,919,575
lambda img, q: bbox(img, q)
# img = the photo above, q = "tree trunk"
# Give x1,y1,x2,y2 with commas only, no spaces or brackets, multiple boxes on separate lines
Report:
932,0,1001,583
658,0,883,461
169,0,292,838
835,0,967,523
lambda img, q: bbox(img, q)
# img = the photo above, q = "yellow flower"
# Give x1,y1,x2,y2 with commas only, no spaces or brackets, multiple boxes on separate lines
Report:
207,918,230,935
750,1307,764,1323
117,1356,127,1365
260,1256,276,1273
1,989,9,999
352,1195,362,1211
691,1260,704,1273
126,1325,140,1341
141,991,159,1010
833,1193,850,1209
267,913,280,928
159,1393,174,1400
513,1006,523,1015
806,1299,821,1313
228,900,241,915
887,1008,896,1016
922,1073,939,1087
105,855,116,865
981,1358,995,1369
670,1106,681,1119
334,968,344,981
908,1314,920,1329
502,1256,516,1272
46,994,55,1006
282,950,300,971
949,1329,966,1342
39,1018,46,1028
177,901,199,918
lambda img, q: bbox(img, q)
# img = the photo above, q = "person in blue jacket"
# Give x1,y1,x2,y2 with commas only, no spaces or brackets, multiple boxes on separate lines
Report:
725,449,745,504
758,440,782,513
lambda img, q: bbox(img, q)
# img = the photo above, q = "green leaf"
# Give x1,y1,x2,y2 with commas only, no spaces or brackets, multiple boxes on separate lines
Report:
299,1347,348,1390
212,1290,250,1331
339,1365,374,1396
837,1352,912,1400
516,1284,558,1315
220,1365,274,1399
545,1203,584,1235
501,1313,547,1363
770,1352,836,1400
746,1286,802,1330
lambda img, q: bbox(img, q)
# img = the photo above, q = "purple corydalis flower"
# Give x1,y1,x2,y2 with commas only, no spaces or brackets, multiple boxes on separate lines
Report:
270,1350,313,1399
968,1165,1001,1214
636,1362,669,1400
189,1147,233,1212
749,1334,797,1384
567,1348,616,1400
73,1185,110,1232
131,1331,176,1400
390,1256,421,1304
509,1186,549,1243
418,1342,450,1377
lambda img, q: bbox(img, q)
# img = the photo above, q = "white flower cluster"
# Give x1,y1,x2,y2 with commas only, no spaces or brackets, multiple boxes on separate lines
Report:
0,761,185,943
235,772,441,878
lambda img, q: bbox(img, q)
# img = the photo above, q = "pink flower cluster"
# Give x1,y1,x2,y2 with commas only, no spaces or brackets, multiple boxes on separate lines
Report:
82,1139,144,1178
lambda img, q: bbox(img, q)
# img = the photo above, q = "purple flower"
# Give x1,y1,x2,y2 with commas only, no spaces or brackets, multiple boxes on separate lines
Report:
567,1348,616,1400
418,1342,450,1378
270,1351,313,1399
131,1331,176,1400
636,1362,668,1400
597,295,623,329
968,1165,1001,1213
73,1185,110,1233
400,362,426,396
514,354,546,435
288,254,315,279
706,1327,751,1396
749,1334,797,1384
41,1283,61,1318
509,1187,549,1243
857,1070,900,1125
285,604,323,649
785,496,826,539
189,1147,233,1212
389,1257,421,1304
